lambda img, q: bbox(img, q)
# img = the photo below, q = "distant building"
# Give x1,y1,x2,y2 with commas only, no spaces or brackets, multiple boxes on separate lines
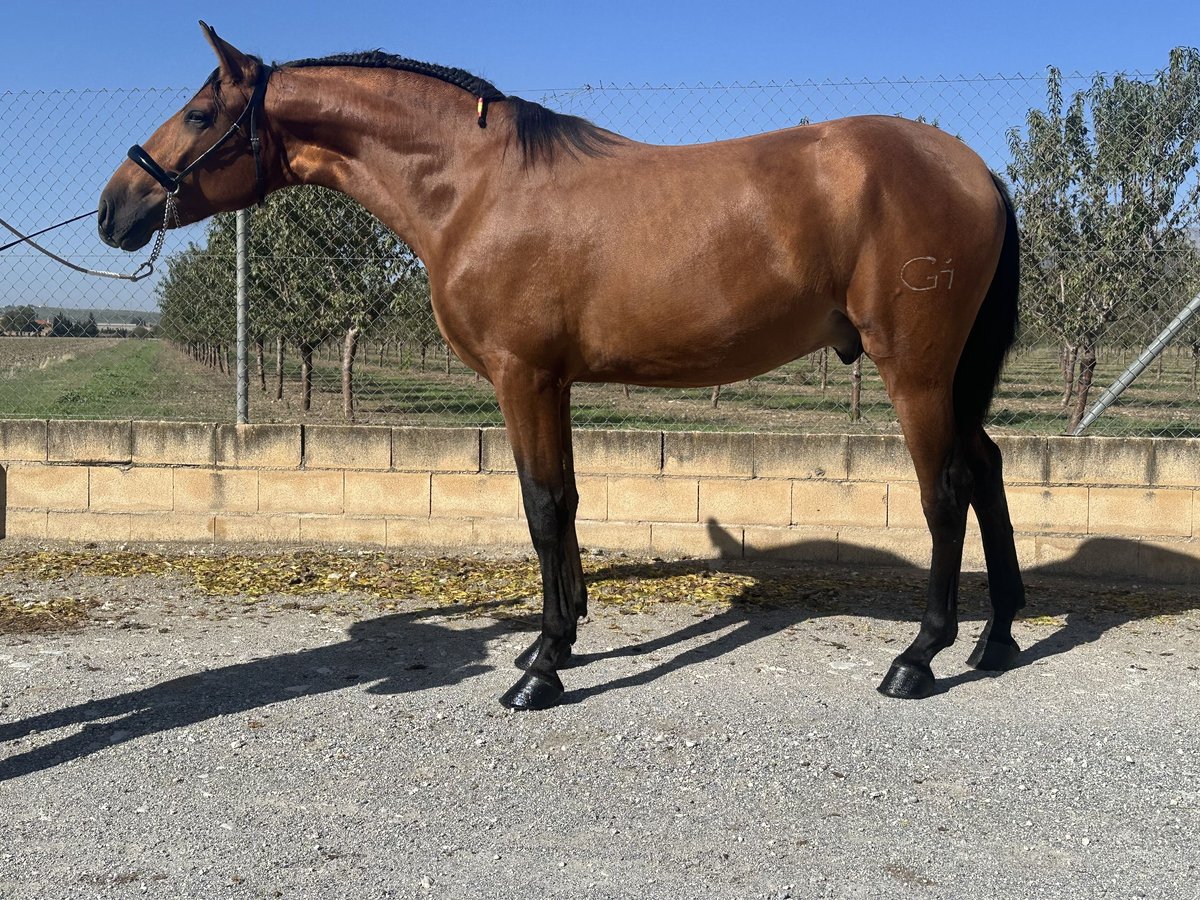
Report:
98,323,156,336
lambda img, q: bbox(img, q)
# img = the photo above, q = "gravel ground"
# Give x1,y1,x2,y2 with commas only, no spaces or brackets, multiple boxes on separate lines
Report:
1,542,1198,900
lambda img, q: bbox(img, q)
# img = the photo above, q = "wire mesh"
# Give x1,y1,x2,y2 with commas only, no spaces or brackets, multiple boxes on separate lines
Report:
1,60,1198,435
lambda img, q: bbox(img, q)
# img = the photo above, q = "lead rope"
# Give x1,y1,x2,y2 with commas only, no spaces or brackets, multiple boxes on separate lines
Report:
0,194,176,282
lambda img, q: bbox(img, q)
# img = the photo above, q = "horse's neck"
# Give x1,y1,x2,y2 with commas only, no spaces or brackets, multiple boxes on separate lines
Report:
270,67,492,263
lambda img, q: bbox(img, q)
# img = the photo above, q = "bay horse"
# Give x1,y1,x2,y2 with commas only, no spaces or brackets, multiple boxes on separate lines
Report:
99,23,1026,710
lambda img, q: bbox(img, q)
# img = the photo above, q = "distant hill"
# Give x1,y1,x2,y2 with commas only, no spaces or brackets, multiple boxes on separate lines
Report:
34,306,160,326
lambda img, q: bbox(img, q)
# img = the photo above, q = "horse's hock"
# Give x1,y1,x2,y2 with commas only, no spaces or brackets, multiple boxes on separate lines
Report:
0,418,1197,583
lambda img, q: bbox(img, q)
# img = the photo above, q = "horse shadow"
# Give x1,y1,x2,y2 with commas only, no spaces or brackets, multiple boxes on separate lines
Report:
573,519,1200,700
0,603,514,781
2,524,1196,779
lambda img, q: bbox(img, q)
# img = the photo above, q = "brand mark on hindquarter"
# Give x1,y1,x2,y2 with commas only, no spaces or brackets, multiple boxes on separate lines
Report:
901,256,955,292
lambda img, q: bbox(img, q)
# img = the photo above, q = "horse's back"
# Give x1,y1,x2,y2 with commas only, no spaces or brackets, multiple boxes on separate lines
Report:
439,114,1006,386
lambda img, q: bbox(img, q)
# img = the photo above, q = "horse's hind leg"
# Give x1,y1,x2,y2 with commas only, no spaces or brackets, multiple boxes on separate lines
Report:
875,383,974,699
513,390,588,671
559,389,588,620
963,428,1026,670
493,367,583,710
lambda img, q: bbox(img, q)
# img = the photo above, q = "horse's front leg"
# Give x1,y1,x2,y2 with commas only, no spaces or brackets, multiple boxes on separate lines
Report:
494,369,580,711
513,388,587,672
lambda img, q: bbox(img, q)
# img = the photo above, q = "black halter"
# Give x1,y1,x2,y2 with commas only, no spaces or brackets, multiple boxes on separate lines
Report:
128,65,273,206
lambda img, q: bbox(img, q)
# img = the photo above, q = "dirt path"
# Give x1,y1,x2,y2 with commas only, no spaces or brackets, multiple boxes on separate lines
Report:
1,544,1198,899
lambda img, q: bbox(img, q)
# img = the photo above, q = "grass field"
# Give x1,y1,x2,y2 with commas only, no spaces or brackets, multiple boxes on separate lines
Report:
0,338,231,421
1,337,1199,436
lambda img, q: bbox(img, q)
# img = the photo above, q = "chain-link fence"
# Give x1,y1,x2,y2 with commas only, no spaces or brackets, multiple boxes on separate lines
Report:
2,59,1199,435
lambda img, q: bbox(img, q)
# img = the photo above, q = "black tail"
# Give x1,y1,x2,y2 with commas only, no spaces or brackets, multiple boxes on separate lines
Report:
953,172,1020,430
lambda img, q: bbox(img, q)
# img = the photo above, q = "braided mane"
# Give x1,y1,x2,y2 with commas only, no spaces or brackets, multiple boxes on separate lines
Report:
280,50,615,164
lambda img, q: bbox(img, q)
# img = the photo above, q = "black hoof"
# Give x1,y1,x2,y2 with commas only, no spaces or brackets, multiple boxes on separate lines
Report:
878,660,936,699
499,670,565,711
514,637,572,671
967,636,1021,671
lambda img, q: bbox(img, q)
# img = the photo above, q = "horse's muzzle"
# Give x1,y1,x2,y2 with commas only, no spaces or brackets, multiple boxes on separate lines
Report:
96,186,158,251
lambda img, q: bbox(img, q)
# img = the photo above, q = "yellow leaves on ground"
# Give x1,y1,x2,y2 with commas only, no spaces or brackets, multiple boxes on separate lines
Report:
0,594,97,634
0,550,775,630
0,549,1192,634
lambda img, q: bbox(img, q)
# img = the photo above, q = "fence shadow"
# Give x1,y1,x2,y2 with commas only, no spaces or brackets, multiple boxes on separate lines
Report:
2,525,1196,779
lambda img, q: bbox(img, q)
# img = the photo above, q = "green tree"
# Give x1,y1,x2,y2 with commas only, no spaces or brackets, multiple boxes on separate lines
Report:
157,186,429,419
0,305,39,335
246,187,425,418
50,314,74,338
156,238,236,371
1008,49,1200,431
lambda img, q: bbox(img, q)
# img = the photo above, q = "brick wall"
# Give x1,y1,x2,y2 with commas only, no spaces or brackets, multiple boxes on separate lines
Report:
1,420,1197,583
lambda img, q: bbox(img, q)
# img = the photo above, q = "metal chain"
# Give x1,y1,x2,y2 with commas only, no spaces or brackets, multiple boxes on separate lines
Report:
129,194,178,281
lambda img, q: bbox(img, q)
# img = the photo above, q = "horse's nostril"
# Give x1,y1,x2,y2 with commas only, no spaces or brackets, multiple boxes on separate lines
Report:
97,197,112,235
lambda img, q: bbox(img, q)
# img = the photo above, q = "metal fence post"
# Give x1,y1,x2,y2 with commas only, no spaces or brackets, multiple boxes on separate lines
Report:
236,208,249,425
1072,291,1200,436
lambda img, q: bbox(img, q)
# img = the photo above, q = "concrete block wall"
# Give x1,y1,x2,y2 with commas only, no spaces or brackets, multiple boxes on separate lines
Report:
1,420,1198,583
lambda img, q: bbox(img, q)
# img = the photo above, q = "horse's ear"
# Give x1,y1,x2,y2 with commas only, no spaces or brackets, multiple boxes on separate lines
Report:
199,21,253,85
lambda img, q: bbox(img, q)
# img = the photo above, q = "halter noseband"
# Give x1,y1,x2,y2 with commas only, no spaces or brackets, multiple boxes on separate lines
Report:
128,64,273,207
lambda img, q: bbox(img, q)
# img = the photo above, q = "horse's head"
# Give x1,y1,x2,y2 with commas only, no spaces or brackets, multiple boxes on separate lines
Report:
98,22,275,250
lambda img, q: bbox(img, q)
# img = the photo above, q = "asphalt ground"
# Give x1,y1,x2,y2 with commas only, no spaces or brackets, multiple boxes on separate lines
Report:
1,542,1197,900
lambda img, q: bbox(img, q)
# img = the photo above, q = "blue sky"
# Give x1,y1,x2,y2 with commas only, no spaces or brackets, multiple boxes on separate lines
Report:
1,1,1196,313
1,0,1195,91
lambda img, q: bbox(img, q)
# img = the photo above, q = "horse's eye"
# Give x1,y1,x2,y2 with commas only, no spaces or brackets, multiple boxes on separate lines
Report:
184,109,212,129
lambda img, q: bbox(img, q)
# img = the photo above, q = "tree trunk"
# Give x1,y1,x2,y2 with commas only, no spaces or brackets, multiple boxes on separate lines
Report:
1061,342,1078,409
274,335,285,401
378,341,385,367
420,343,427,371
1191,342,1199,395
255,337,266,392
820,347,829,394
850,356,862,422
342,326,361,423
300,341,315,412
622,384,630,400
710,384,721,408
444,343,451,375
1069,340,1097,433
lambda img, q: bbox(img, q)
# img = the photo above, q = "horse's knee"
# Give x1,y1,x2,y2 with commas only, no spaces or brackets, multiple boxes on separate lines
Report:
520,477,567,548
922,449,973,534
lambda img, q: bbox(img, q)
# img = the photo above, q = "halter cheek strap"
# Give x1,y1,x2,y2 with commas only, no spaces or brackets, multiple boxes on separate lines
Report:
127,64,273,206
247,68,270,206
